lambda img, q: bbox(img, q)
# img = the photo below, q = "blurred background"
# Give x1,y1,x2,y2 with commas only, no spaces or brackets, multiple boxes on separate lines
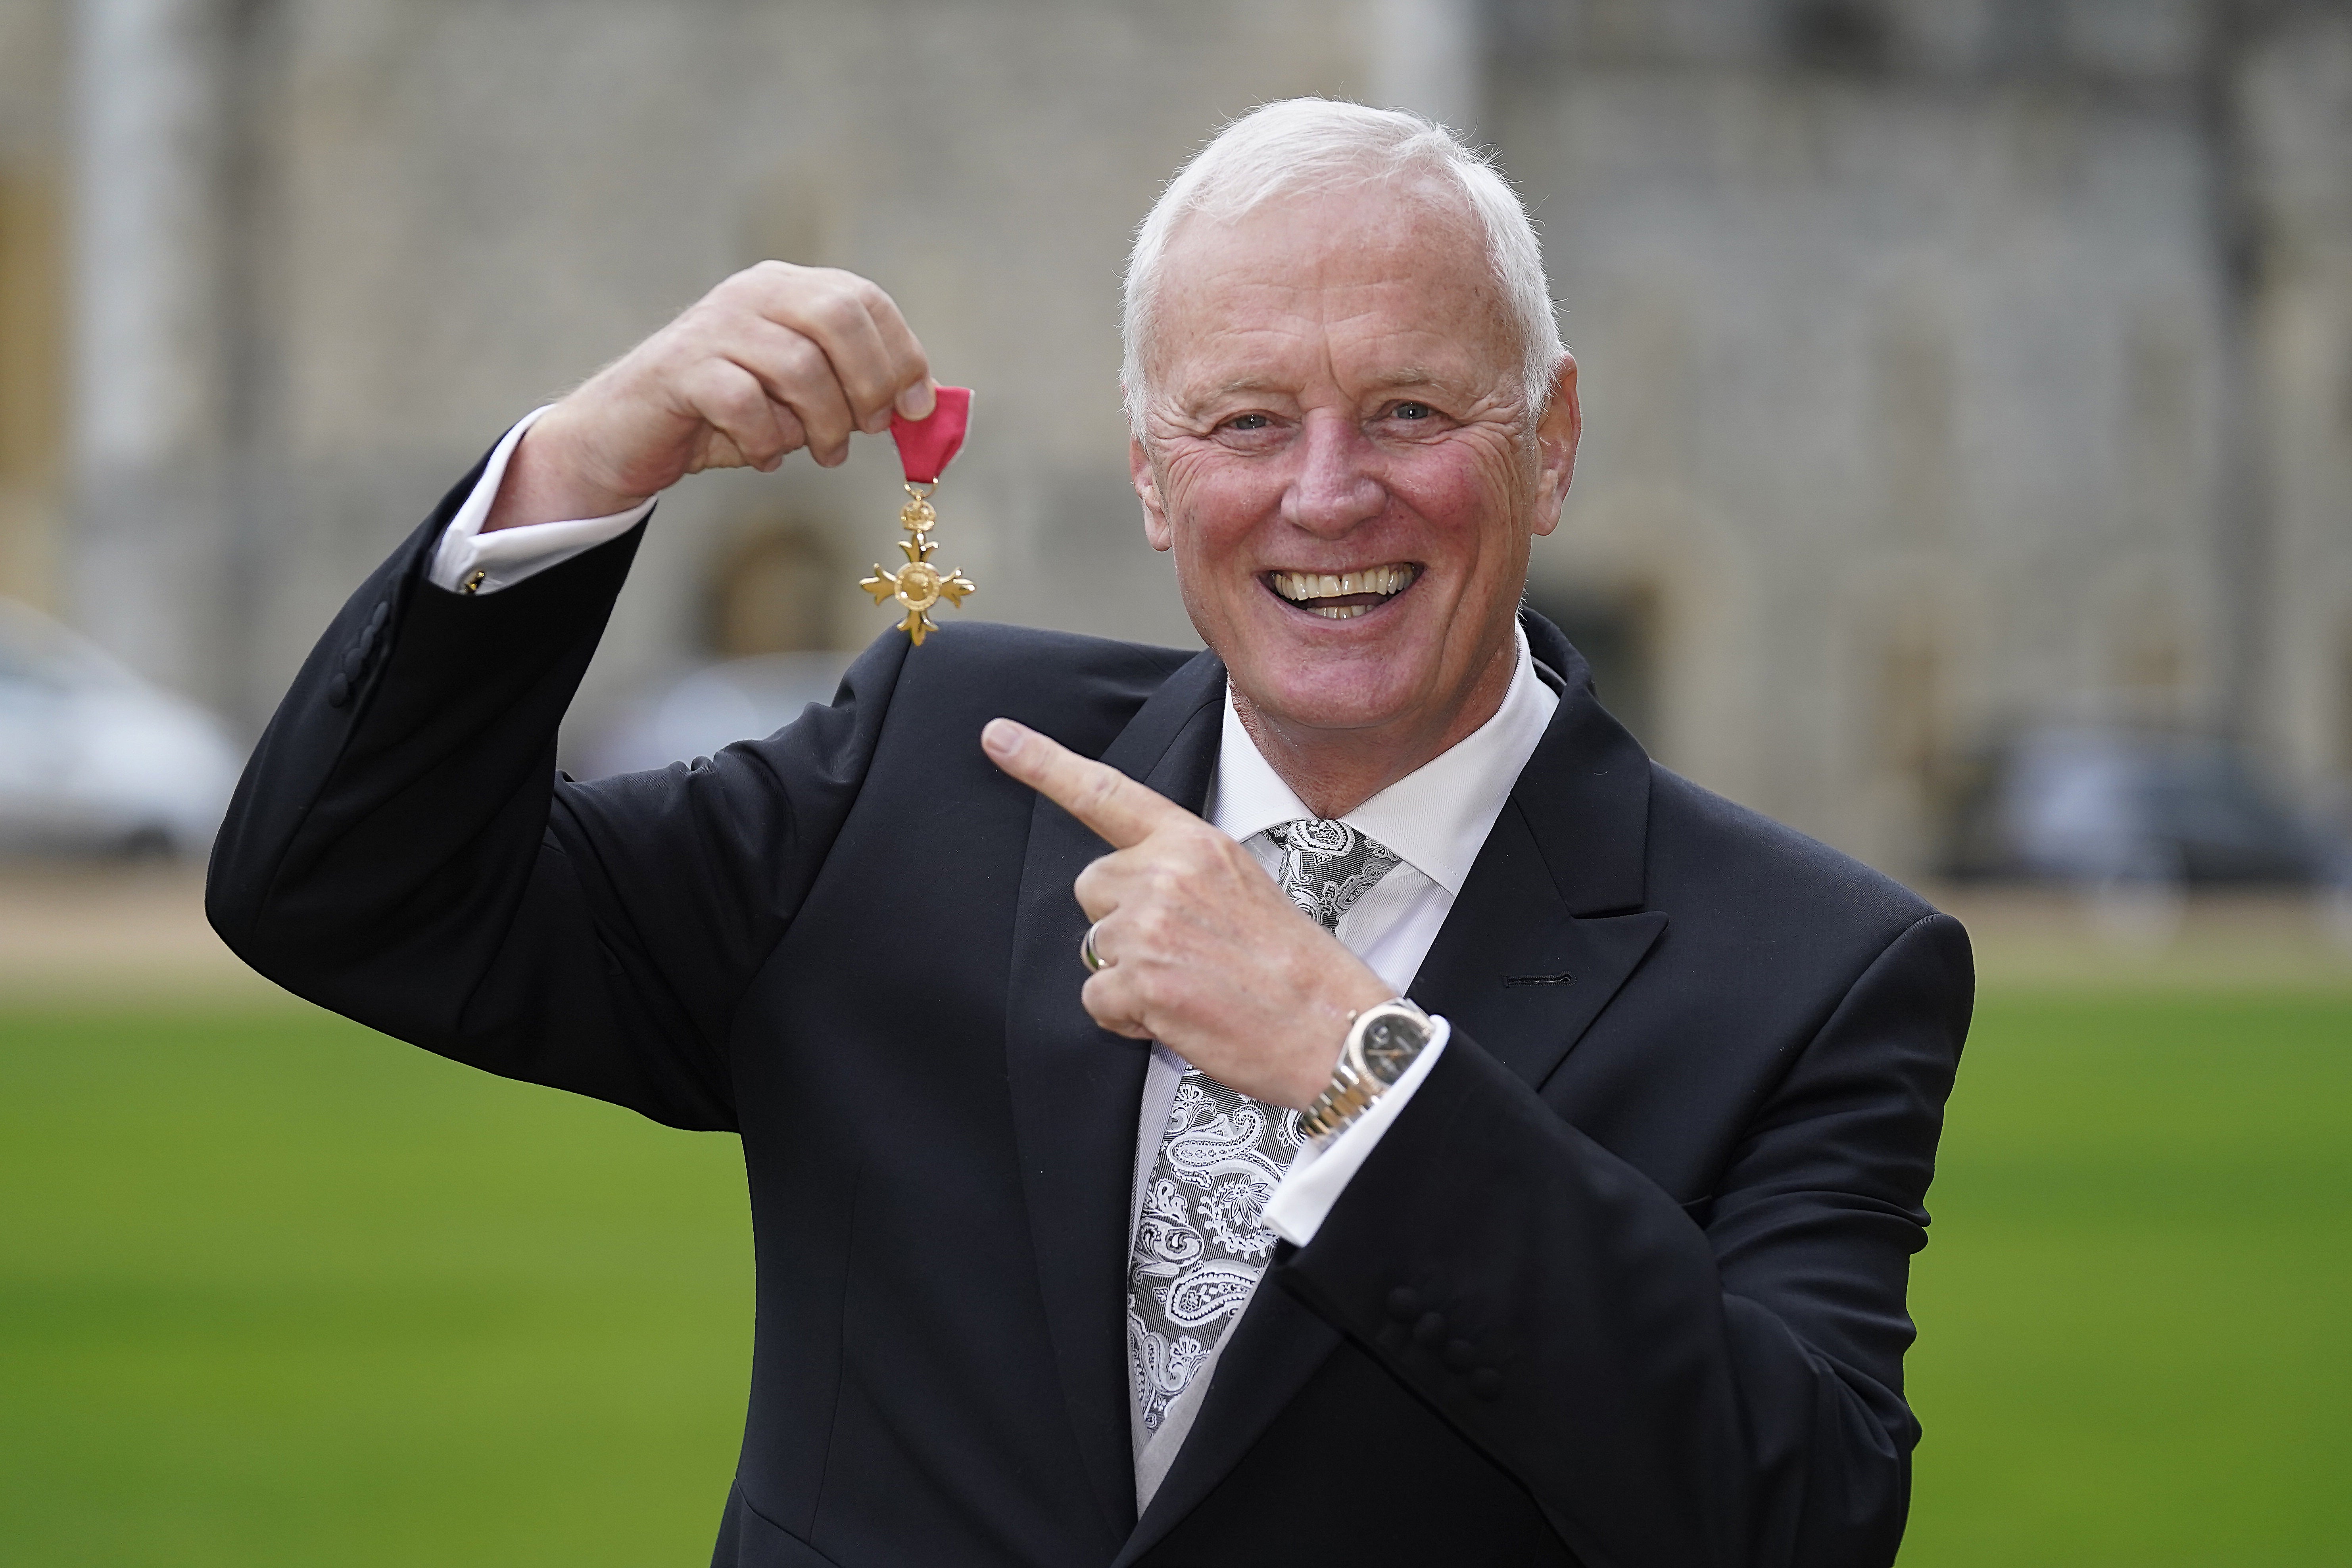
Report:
0,0,2347,1564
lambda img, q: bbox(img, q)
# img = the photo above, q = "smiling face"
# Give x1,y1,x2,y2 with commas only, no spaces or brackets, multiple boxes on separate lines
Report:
1131,178,1579,804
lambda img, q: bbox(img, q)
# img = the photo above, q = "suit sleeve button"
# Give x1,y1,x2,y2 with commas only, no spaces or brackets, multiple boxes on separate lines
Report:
326,674,351,708
1444,1338,1477,1371
1412,1311,1445,1346
1470,1368,1503,1401
1386,1287,1421,1323
369,601,390,628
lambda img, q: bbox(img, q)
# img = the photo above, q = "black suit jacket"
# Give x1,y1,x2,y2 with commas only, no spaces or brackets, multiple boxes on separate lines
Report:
208,451,1971,1568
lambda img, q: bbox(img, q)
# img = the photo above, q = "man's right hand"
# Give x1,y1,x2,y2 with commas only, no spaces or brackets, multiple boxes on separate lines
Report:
486,262,935,532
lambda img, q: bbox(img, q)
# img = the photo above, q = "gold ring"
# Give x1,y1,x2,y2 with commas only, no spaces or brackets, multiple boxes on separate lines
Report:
1080,921,1110,974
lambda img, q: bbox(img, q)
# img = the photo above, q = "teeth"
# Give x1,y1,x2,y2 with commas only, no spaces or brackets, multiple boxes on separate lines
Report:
1269,564,1416,603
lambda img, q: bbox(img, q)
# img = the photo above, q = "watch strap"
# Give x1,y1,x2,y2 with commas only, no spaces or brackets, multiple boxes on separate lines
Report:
1297,1057,1382,1141
1296,998,1431,1141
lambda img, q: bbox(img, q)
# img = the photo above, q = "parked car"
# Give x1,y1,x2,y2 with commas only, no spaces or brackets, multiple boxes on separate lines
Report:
0,598,245,857
1945,723,2340,885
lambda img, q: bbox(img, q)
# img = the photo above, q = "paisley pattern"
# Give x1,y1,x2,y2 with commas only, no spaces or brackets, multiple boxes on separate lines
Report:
1131,1178,1204,1281
1129,1313,1209,1426
1164,1258,1264,1326
1271,818,1403,930
1125,817,1402,1436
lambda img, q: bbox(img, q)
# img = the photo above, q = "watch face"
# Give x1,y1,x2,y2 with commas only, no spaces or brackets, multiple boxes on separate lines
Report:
1357,1012,1424,1084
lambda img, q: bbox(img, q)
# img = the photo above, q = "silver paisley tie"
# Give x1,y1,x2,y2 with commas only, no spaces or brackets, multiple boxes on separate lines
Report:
1125,818,1402,1438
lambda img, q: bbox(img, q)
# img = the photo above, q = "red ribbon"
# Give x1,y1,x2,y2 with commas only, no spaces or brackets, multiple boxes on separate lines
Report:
889,386,972,485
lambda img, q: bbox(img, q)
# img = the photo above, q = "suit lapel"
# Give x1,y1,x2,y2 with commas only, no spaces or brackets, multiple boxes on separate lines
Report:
1003,648,1225,1541
1416,610,1668,1090
1410,801,1667,1091
1115,612,1667,1561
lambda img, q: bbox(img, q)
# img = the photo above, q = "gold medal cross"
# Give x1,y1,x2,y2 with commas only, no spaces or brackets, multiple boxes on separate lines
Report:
860,485,975,646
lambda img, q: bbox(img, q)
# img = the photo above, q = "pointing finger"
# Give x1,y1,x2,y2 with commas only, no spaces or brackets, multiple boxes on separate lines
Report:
981,718,1193,850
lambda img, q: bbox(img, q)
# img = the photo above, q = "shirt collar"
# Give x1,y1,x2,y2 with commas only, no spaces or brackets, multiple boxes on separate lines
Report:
1206,622,1559,897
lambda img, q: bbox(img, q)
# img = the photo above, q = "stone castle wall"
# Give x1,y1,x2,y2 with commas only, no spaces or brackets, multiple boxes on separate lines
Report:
6,0,2348,878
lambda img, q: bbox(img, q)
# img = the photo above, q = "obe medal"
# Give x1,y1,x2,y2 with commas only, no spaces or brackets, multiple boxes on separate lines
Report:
860,385,976,647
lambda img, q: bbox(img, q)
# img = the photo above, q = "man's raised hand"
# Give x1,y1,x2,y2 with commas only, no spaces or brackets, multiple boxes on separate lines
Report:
981,717,1393,1109
487,262,935,532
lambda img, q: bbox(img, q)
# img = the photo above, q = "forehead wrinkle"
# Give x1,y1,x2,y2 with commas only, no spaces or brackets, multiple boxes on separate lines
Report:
1148,197,1515,413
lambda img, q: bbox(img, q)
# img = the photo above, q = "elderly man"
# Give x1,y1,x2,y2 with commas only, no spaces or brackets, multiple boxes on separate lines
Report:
211,100,1969,1567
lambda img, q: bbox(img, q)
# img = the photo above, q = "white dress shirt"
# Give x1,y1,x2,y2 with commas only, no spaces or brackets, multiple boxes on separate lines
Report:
1206,637,1557,1243
425,407,655,594
431,417,1560,1499
1121,632,1555,1505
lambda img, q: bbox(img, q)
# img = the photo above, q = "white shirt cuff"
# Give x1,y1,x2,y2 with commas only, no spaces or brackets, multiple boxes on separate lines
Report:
1263,1016,1450,1248
425,405,657,595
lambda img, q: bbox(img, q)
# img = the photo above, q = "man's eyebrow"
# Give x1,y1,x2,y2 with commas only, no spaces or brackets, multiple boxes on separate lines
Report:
1183,367,1458,405
1188,374,1289,403
1362,366,1451,390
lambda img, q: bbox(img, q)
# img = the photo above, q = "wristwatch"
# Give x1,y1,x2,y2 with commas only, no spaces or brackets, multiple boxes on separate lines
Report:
1298,997,1436,1140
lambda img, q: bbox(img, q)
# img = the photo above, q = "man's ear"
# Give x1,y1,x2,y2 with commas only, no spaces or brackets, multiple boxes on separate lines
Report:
1529,353,1581,539
1133,438,1174,553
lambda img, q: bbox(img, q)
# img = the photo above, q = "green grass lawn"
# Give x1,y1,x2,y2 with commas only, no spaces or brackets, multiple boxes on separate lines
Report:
1902,992,2352,1566
0,1011,752,1566
2,993,2346,1565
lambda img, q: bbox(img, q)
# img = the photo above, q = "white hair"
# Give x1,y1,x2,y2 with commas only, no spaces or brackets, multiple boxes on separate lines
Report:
1121,97,1565,438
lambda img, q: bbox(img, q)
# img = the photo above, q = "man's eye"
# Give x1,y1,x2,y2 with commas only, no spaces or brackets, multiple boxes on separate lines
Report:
1223,414,1273,432
1392,402,1434,421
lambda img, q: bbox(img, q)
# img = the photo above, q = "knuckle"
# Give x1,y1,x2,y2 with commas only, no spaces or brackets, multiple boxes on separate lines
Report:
1128,970,1172,1016
682,357,743,405
1080,772,1122,817
716,267,769,307
807,292,857,336
775,333,826,378
1079,972,1115,1018
1167,834,1215,875
720,378,770,426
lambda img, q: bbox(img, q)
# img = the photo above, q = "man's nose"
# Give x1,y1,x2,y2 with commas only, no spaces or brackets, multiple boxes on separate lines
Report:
1281,411,1385,537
